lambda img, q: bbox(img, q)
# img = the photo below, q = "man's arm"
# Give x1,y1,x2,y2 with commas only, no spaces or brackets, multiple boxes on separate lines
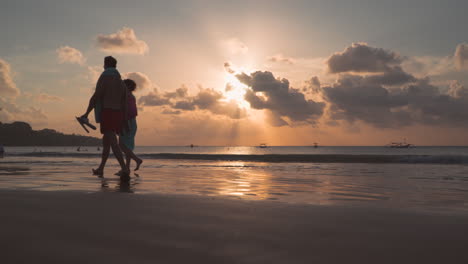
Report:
81,93,96,118
81,75,104,118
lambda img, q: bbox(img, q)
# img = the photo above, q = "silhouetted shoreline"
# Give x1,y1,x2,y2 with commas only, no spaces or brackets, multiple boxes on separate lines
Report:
0,121,100,146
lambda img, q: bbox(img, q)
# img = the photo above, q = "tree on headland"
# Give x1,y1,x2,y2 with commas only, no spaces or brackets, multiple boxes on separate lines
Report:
0,121,100,146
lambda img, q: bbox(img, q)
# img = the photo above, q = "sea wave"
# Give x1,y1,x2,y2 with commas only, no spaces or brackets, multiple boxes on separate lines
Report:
5,152,468,164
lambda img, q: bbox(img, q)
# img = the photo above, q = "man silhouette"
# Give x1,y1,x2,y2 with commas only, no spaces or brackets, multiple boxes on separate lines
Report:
81,56,130,178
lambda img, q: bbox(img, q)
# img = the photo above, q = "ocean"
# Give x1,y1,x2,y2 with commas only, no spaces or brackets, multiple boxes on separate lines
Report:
1,146,468,212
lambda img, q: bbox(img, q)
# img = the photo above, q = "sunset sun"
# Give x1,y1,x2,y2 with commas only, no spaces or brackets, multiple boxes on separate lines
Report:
223,71,250,109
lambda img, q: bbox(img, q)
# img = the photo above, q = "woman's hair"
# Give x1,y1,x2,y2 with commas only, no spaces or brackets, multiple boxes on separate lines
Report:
123,79,137,92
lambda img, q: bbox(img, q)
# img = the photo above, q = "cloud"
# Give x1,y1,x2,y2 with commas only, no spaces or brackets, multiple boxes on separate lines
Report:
96,27,149,54
454,43,468,71
0,59,20,98
224,38,248,54
139,84,247,119
322,44,468,128
0,98,47,125
161,109,181,115
164,86,188,99
236,71,325,126
327,43,402,73
173,100,195,110
224,62,235,74
123,72,153,94
86,66,102,83
56,46,85,65
303,76,321,93
139,90,171,106
402,55,454,77
268,54,295,65
35,93,64,103
172,87,247,119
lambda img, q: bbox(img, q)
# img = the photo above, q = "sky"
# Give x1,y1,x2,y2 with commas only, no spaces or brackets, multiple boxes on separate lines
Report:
2,0,468,146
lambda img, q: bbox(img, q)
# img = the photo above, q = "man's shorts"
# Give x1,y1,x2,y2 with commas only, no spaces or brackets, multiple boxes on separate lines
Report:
100,108,123,134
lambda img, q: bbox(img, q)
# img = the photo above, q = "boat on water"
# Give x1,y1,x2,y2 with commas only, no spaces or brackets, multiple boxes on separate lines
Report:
258,143,268,148
386,141,413,148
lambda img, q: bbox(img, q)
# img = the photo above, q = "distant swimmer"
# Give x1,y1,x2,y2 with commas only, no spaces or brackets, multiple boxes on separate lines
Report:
77,146,81,152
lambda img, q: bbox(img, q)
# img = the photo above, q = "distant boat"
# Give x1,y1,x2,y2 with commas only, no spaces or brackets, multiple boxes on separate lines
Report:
258,143,268,148
386,140,413,148
313,142,318,148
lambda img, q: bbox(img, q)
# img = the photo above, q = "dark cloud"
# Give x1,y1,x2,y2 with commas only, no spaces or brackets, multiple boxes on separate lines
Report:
173,88,247,119
454,43,468,71
96,27,148,54
320,43,462,128
364,66,416,86
328,43,402,73
303,76,321,93
225,83,234,92
323,74,468,128
139,85,247,119
139,91,171,106
236,71,325,126
164,86,188,99
224,62,235,74
173,100,195,110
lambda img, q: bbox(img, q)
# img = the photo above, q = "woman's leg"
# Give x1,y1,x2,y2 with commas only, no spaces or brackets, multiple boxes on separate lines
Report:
119,141,132,169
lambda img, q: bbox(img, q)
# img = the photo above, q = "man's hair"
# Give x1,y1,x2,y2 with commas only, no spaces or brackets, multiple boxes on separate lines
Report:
123,79,137,92
104,56,117,68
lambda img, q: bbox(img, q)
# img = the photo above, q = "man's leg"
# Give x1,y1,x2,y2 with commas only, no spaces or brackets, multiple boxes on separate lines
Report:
93,134,110,175
108,132,129,175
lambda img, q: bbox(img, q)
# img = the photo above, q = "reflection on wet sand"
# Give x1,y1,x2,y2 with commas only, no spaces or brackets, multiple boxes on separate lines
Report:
1,158,468,211
0,165,30,175
100,175,141,193
216,162,273,199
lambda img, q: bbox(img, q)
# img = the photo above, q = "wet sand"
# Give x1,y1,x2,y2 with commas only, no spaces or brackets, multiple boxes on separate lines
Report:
1,190,468,264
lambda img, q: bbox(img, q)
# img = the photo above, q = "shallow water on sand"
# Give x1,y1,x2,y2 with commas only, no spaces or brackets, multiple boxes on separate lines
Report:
1,150,468,212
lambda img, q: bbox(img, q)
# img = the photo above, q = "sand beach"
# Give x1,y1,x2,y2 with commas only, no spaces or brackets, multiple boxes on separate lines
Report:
2,189,468,264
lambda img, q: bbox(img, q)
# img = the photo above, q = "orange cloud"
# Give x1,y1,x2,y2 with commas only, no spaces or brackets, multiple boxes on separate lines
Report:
96,27,149,54
0,58,20,98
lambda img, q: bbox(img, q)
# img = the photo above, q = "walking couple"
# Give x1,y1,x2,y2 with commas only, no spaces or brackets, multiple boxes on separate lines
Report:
81,56,142,179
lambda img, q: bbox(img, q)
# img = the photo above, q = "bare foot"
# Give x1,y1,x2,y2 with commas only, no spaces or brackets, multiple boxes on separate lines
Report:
92,168,103,176
135,159,143,171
